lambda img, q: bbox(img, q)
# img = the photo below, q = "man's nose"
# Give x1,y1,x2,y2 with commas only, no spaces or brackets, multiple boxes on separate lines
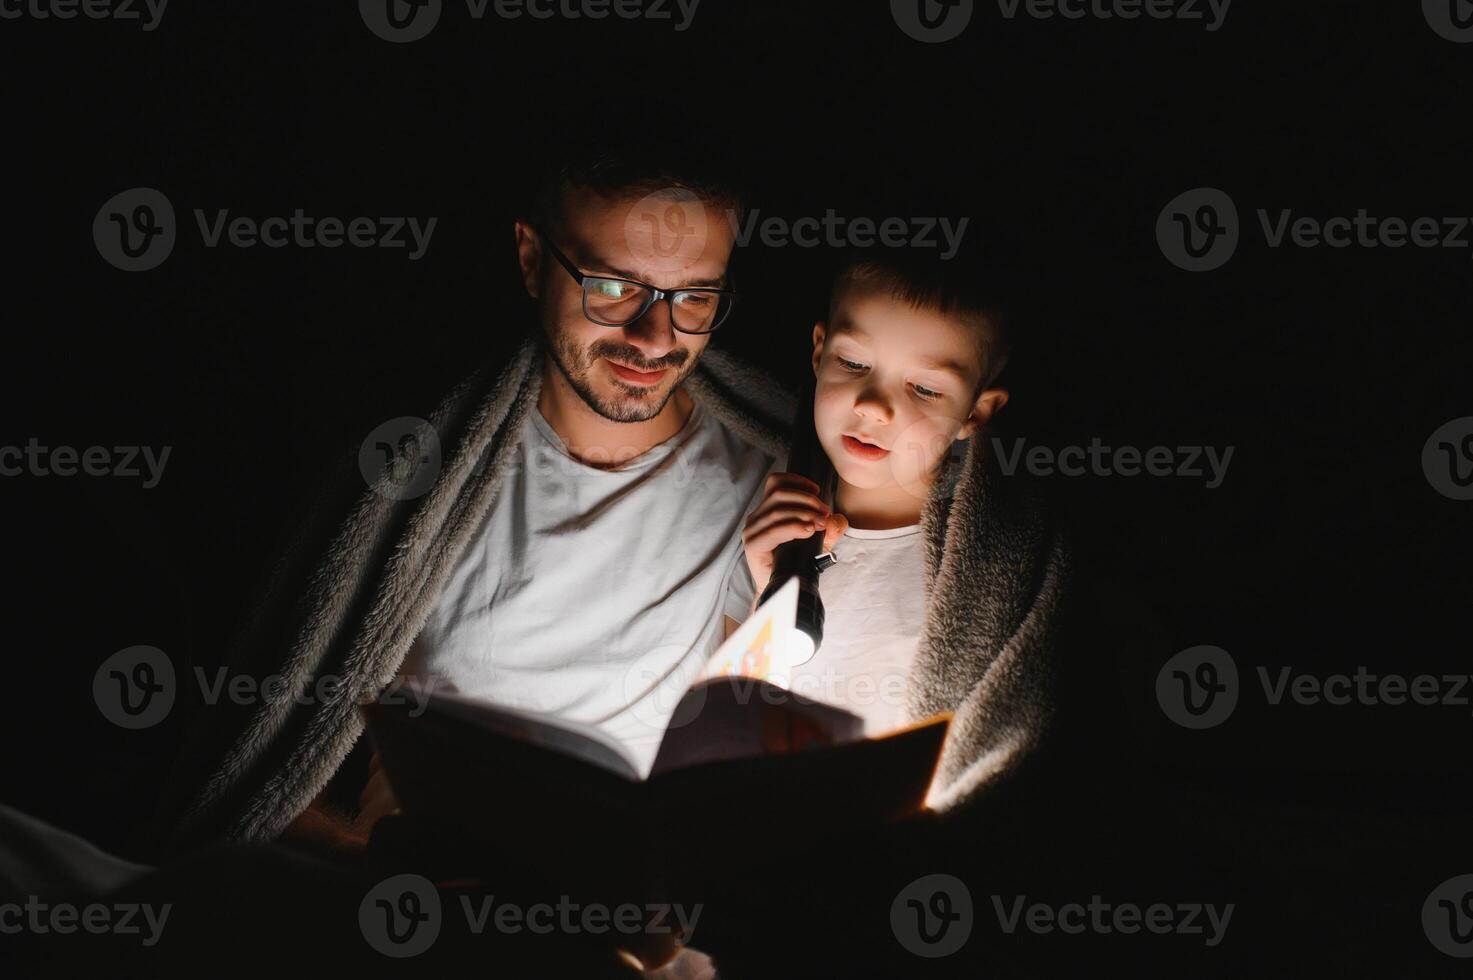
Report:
621,298,679,362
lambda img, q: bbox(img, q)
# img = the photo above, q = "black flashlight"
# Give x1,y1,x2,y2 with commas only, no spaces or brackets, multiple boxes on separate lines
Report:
756,383,836,659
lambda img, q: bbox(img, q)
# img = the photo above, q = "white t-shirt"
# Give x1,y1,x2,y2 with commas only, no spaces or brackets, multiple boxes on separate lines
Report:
783,524,929,735
402,397,771,776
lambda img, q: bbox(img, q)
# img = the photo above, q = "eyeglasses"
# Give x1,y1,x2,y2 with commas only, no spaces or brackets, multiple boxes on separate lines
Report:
537,230,738,335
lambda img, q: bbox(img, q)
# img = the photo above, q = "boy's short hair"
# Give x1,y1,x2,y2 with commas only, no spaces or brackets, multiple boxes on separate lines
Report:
828,251,1012,391
525,128,746,237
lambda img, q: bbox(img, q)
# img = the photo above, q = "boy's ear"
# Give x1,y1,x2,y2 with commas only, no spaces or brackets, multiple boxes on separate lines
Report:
514,221,542,299
811,321,827,378
957,387,1009,440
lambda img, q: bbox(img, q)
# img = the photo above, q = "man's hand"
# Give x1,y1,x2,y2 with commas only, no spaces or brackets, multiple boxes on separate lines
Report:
279,799,370,862
279,746,401,865
352,749,402,837
741,472,847,597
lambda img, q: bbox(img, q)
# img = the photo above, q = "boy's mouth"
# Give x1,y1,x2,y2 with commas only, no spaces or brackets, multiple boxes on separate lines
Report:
841,434,890,461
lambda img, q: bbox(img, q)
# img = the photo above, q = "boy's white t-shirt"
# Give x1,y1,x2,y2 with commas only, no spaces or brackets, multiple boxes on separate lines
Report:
779,524,930,735
401,397,770,776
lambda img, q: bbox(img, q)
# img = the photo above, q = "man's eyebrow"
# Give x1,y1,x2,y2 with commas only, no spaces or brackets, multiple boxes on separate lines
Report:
583,256,726,289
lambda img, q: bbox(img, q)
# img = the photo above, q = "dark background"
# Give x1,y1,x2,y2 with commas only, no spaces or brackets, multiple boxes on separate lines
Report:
2,0,1470,968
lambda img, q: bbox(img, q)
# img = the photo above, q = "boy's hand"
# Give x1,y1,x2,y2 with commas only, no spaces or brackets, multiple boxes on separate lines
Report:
742,472,848,597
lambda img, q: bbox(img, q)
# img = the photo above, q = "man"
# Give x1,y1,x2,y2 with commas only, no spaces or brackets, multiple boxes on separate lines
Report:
158,140,794,852
349,155,778,831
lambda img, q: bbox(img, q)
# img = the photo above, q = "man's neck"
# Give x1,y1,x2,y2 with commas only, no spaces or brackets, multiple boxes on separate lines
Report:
834,478,928,531
537,363,694,468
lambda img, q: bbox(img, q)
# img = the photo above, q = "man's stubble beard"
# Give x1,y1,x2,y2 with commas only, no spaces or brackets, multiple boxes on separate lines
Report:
544,328,699,424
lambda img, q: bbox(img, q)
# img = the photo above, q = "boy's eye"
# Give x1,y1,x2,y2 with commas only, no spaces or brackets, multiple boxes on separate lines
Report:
836,357,867,372
912,384,943,400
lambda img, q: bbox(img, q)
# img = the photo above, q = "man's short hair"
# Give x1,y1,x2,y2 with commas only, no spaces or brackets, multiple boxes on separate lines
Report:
524,129,745,237
828,250,1012,391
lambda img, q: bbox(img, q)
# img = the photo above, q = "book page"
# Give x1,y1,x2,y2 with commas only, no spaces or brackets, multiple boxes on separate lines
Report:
696,574,803,687
648,674,866,777
643,576,868,776
399,680,642,780
649,714,953,891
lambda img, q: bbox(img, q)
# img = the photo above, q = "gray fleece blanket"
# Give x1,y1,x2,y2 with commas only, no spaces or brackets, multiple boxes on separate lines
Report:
158,335,1069,846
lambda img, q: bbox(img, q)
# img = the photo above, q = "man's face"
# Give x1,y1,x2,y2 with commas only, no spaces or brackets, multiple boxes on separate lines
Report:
813,290,989,496
523,186,736,423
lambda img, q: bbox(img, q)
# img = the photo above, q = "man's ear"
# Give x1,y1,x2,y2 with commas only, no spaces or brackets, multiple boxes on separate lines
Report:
957,387,1009,440
811,321,827,378
514,221,541,299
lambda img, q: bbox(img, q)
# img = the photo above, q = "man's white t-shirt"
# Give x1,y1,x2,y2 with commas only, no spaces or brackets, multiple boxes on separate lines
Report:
782,524,929,736
402,397,771,776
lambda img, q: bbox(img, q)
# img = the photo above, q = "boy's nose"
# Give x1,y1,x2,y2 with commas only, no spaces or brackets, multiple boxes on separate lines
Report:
854,393,894,424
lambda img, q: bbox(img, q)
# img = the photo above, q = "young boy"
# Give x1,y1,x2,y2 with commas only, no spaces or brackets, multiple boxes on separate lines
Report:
727,254,1011,735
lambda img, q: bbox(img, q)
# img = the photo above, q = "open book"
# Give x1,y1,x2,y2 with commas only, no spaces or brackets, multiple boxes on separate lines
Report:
362,578,950,896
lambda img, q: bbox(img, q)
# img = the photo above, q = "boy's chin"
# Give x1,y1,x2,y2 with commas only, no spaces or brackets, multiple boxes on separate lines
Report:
833,459,899,491
833,458,940,502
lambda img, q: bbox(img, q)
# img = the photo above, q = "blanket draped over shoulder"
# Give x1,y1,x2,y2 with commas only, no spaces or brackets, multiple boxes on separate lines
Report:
158,335,1069,846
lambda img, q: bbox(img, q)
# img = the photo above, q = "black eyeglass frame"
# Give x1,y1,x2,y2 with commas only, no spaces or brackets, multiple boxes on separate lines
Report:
536,229,739,335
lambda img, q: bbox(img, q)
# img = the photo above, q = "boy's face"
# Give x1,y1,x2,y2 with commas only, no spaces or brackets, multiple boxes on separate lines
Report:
812,290,1006,497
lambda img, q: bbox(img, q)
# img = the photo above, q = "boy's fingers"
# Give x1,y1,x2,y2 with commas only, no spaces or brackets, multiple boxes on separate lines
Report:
765,471,820,496
744,506,828,542
747,518,824,553
748,501,830,539
758,488,828,515
821,513,849,551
